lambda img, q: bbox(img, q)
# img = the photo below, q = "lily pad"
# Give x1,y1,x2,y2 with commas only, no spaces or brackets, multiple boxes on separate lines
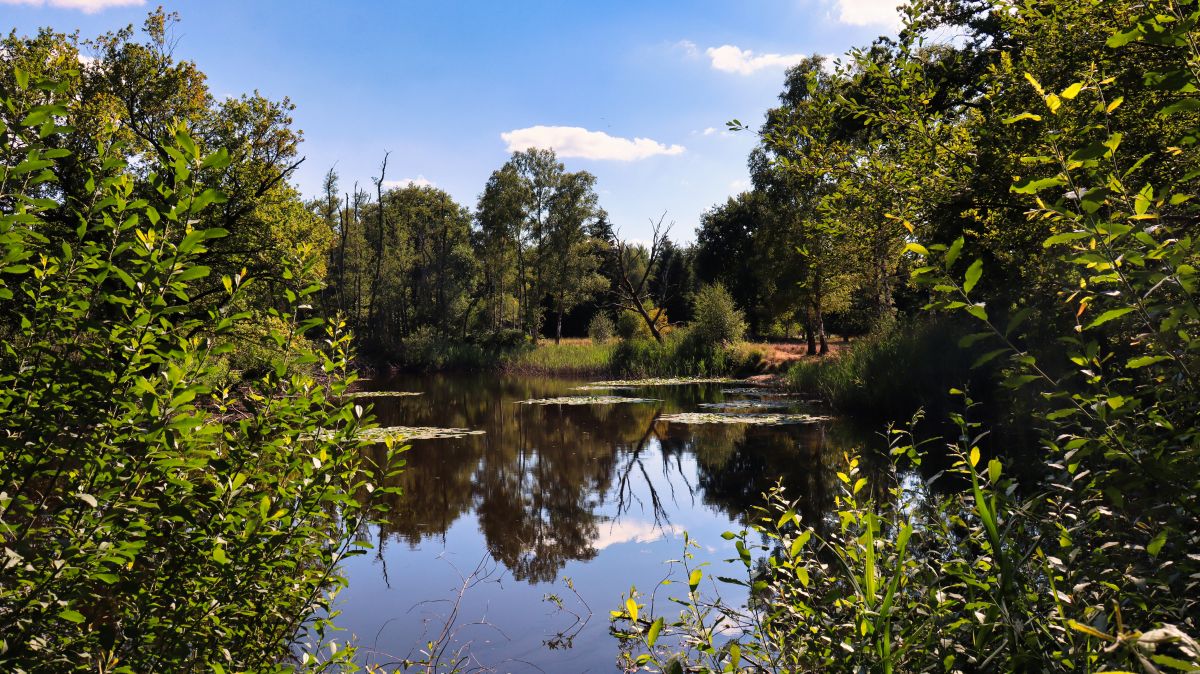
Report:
655,412,832,426
359,426,485,442
697,400,800,411
517,396,661,405
343,391,423,398
720,387,802,397
573,377,744,390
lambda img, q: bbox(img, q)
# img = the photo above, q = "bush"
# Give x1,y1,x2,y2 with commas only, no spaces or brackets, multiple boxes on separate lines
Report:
587,312,615,343
786,319,994,421
610,328,762,377
616,306,669,340
614,6,1200,670
0,81,399,670
690,283,746,347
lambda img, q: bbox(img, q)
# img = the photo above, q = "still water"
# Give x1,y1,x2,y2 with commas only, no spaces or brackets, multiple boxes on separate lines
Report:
336,374,869,673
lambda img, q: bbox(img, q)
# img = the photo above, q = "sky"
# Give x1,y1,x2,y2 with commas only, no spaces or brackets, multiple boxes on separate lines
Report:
3,0,902,242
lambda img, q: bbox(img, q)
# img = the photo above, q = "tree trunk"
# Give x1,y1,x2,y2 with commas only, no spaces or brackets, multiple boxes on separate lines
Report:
805,322,816,356
555,309,563,344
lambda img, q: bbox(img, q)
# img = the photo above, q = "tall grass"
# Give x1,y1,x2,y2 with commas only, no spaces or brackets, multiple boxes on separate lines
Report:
610,328,765,377
785,320,993,421
504,339,615,375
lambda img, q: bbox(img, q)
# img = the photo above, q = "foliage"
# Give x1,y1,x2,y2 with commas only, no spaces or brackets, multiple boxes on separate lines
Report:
587,312,615,343
615,414,1198,673
503,339,615,376
615,1,1200,672
786,320,993,420
616,305,667,341
1,11,328,322
0,72,402,671
689,283,747,348
610,329,762,378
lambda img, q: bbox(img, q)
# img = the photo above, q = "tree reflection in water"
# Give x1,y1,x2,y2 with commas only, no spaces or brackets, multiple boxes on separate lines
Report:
356,373,873,585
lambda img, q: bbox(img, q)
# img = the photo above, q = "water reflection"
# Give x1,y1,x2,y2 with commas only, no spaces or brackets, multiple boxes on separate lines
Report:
343,374,873,671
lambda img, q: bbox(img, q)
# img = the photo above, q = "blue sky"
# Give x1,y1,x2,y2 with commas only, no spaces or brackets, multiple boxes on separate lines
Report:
4,0,901,241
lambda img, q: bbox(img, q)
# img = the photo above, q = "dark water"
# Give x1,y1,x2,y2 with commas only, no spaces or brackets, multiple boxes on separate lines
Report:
336,374,870,673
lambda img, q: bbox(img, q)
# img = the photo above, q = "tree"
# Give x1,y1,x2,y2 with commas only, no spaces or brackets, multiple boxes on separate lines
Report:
0,69,400,672
609,217,674,344
543,171,608,342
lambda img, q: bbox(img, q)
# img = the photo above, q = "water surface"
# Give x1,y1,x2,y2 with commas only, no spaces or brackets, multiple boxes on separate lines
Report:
337,373,868,672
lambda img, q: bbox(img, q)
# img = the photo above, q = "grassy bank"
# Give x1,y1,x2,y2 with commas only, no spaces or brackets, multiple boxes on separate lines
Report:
503,338,615,375
376,333,769,378
609,329,766,378
785,320,997,421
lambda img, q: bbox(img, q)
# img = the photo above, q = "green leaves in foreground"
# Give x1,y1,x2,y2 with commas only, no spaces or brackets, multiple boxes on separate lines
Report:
0,76,401,671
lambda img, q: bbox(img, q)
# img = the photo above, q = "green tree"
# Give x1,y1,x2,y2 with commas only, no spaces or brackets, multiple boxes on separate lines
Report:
0,72,399,672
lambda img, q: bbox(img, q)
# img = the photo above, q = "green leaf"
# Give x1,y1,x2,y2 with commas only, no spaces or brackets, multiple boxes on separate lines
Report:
201,147,231,170
212,546,230,564
1107,27,1143,47
689,568,703,591
647,617,664,646
1024,72,1045,95
1003,112,1042,124
1012,175,1067,194
972,349,1008,368
59,609,86,624
958,331,992,348
1149,653,1199,671
625,597,638,623
1060,82,1083,100
1159,98,1200,116
963,259,983,294
946,236,964,267
905,242,929,256
965,304,989,321
987,459,1001,483
1146,529,1167,557
1044,231,1092,248
969,447,980,468
1086,307,1135,329
176,266,211,282
1126,355,1170,368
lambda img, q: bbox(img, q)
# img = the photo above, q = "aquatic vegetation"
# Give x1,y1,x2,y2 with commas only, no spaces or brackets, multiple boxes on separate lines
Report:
573,377,744,390
697,400,799,411
358,426,486,442
343,390,423,398
719,387,803,397
517,396,661,405
655,412,832,425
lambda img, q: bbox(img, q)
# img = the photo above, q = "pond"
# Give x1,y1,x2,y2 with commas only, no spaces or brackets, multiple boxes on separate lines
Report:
336,373,873,672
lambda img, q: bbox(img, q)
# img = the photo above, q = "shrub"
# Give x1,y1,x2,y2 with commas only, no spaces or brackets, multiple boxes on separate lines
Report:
587,312,615,343
689,283,746,347
786,319,994,421
610,328,762,377
614,6,1200,670
616,306,669,340
0,78,400,670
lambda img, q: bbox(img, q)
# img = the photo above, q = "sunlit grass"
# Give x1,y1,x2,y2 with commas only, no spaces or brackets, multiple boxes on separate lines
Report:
505,338,616,375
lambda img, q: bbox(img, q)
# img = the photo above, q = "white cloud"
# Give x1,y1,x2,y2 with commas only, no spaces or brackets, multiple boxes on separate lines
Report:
702,127,717,136
834,0,902,29
501,125,685,161
674,39,700,59
0,0,145,12
729,178,751,192
382,175,435,189
706,44,807,75
594,520,683,551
